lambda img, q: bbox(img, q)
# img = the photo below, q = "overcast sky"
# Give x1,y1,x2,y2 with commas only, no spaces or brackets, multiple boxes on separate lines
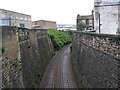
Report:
1,0,94,24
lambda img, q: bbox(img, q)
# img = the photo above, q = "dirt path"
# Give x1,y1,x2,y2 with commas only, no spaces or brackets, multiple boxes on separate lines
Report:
39,45,77,88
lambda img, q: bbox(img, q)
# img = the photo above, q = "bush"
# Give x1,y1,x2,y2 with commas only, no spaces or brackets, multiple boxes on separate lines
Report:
48,29,72,51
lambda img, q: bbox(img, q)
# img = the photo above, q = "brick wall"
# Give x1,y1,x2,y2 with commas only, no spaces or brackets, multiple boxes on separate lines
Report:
71,31,120,88
32,20,56,29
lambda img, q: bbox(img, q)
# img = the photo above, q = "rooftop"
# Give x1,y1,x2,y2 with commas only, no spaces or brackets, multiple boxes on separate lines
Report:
33,20,56,23
0,8,31,16
77,14,93,20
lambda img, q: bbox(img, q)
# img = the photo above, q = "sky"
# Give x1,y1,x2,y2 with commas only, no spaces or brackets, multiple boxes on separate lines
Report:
0,0,94,24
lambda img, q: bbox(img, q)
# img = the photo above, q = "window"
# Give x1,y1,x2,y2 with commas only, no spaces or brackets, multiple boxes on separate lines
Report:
16,16,19,20
1,14,6,19
2,20,9,26
28,18,31,21
1,14,5,18
10,15,13,19
89,20,93,25
82,20,86,24
24,18,27,20
20,17,23,20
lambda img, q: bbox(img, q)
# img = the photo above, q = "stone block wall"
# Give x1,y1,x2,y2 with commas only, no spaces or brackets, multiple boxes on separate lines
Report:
1,26,54,88
71,31,120,88
2,26,24,88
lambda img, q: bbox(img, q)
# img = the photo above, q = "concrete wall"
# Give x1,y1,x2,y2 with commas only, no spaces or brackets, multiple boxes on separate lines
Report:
94,1,119,34
1,26,54,88
71,31,120,88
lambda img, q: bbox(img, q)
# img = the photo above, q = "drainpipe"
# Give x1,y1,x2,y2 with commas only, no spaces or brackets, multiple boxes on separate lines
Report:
99,13,101,33
9,15,11,26
92,10,94,30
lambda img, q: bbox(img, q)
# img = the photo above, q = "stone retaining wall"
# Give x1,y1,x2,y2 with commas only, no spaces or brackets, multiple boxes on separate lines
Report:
1,26,54,88
71,31,120,88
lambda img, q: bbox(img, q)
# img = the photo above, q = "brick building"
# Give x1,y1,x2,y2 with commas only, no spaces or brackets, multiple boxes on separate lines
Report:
0,8,31,28
32,20,56,29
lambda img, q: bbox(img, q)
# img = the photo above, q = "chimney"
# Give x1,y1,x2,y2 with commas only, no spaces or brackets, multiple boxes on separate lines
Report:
77,14,80,19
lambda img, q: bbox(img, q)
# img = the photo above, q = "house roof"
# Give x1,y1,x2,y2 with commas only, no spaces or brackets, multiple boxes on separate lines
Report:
77,15,93,20
0,8,31,16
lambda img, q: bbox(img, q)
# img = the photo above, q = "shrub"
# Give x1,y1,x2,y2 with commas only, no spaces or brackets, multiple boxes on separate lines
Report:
48,29,72,51
77,21,87,31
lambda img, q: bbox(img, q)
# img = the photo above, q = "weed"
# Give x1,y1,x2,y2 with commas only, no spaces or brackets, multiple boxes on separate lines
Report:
1,46,5,53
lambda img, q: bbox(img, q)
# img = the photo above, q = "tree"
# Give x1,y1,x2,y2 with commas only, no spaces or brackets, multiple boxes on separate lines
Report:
77,21,87,31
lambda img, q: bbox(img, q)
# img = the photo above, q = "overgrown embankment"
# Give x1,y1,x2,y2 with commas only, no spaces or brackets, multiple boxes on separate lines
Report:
2,26,54,88
71,31,120,88
48,29,72,51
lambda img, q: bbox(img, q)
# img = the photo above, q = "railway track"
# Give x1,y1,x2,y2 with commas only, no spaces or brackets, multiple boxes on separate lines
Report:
39,45,77,88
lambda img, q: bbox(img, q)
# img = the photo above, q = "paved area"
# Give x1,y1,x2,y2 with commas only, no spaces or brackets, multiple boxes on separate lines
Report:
39,45,77,88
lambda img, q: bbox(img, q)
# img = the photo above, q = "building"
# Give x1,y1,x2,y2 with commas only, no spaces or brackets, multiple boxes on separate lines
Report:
32,20,56,29
94,0,120,34
0,8,31,28
76,12,94,30
57,24,76,31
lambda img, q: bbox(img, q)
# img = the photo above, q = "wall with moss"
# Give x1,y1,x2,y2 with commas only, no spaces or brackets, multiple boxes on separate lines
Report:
1,26,54,88
71,31,120,88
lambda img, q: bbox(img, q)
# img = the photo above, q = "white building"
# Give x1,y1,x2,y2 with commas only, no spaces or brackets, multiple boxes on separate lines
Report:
94,0,120,35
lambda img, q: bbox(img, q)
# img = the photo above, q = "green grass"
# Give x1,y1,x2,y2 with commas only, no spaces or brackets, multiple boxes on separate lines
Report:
48,29,72,51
